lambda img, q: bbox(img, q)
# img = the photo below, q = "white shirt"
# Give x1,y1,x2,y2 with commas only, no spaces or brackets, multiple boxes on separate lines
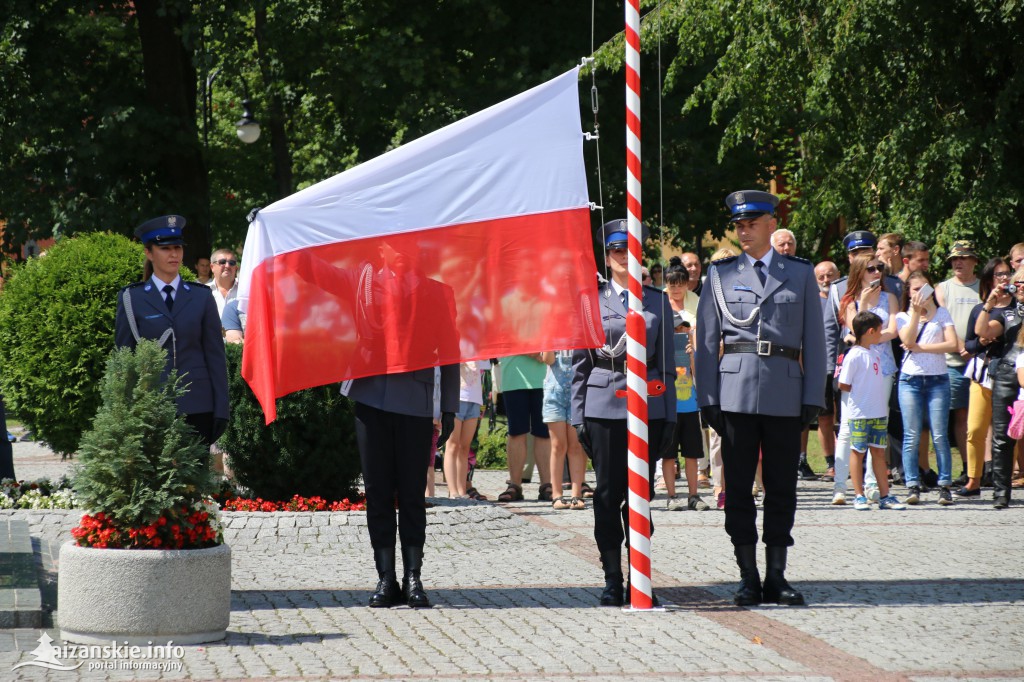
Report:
208,280,238,318
150,275,181,303
838,345,891,420
895,307,954,376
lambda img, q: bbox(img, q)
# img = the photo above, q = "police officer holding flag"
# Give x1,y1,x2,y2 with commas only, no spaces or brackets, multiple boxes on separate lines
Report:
695,191,825,606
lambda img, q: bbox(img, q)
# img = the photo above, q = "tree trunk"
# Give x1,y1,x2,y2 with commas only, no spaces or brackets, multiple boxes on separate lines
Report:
254,5,294,199
133,0,211,268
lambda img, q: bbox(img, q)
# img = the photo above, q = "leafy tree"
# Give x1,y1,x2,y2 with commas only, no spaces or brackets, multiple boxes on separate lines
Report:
661,0,1021,264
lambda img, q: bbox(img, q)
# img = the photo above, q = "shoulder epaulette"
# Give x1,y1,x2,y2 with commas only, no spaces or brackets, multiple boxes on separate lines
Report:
121,281,147,291
710,255,738,265
782,254,812,265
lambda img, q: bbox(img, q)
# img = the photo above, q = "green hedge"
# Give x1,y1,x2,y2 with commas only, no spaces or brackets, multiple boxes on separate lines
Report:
0,233,144,456
220,343,362,499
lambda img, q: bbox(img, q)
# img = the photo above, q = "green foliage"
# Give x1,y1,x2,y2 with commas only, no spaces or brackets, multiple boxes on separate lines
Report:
0,233,144,456
474,423,508,470
593,0,1024,262
73,340,216,526
219,343,362,499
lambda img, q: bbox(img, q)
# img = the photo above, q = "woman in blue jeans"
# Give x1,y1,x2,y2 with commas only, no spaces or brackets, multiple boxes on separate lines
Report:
896,271,959,505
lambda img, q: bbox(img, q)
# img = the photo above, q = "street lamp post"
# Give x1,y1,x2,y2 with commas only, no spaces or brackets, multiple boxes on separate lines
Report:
201,69,261,247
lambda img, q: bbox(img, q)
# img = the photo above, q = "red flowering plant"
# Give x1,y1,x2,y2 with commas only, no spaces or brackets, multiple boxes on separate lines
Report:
221,494,366,512
70,341,223,550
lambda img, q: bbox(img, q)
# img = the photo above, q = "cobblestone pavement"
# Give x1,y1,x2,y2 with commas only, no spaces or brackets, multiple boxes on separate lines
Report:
2,441,1023,681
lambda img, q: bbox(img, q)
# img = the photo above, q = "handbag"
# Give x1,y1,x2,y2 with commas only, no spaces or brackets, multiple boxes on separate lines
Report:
1008,399,1024,440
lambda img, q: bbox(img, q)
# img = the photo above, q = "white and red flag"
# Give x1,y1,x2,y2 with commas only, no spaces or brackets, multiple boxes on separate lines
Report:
237,67,603,421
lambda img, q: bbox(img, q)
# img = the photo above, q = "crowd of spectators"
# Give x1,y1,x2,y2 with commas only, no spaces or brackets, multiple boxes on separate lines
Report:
197,232,1024,511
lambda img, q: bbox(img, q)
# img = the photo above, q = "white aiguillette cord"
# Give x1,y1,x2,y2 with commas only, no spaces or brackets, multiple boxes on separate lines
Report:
122,289,176,366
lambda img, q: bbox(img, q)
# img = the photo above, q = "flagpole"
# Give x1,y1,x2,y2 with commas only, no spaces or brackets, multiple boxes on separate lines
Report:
624,0,653,610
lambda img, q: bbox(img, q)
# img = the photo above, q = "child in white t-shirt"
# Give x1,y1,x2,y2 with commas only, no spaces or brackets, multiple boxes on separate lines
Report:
838,311,906,511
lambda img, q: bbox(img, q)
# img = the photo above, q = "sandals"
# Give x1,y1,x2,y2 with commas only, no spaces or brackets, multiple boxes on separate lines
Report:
580,482,595,499
497,482,523,502
537,482,553,502
552,497,571,510
466,487,489,501
569,496,586,510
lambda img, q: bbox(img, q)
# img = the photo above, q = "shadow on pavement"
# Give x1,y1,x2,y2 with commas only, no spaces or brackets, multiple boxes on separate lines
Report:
231,578,1024,613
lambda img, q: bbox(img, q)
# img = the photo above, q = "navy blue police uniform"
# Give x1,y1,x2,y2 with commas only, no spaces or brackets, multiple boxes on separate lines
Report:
571,219,676,606
114,216,229,446
288,246,459,608
695,191,826,607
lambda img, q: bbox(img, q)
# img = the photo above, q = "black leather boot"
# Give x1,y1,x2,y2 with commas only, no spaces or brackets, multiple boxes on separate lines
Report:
401,546,431,608
762,546,806,606
599,550,624,606
369,546,401,608
733,545,762,606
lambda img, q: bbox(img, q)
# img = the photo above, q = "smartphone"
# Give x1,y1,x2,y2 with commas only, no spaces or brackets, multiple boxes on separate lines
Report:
917,283,934,300
868,279,881,288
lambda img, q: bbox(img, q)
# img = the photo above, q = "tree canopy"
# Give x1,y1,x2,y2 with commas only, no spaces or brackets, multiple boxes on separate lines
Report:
593,0,1024,264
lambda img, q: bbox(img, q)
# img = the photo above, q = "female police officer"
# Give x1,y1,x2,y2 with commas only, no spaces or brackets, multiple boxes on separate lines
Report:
571,219,675,606
115,215,229,446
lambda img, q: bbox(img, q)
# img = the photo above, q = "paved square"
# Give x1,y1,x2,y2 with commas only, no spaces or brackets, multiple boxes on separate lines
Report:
2,443,1023,680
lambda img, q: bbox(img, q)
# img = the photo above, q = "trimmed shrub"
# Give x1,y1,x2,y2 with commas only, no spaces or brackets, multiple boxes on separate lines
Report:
0,233,144,456
220,343,362,500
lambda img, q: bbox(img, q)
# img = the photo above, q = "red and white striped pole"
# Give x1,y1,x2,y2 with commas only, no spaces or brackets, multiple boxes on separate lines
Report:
624,0,652,609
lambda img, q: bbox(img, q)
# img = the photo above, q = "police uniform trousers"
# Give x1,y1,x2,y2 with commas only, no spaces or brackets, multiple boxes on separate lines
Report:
719,412,802,547
354,402,434,550
586,417,667,553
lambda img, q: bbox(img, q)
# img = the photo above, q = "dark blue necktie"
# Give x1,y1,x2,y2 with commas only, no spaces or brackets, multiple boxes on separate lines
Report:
620,290,628,309
754,261,766,286
163,284,174,312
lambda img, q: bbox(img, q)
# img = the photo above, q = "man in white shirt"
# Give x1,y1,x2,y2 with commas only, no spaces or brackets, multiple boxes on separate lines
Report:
208,248,239,318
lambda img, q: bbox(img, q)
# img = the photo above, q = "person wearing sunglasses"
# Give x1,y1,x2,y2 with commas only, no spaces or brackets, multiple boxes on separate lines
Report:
832,254,899,505
208,249,239,317
975,264,1024,507
959,258,1013,497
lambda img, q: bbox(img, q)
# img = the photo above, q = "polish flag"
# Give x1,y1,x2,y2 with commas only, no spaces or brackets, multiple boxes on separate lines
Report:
237,67,604,422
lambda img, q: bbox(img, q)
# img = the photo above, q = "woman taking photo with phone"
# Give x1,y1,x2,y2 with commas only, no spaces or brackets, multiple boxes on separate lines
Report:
833,253,899,504
973,264,1024,508
896,271,958,505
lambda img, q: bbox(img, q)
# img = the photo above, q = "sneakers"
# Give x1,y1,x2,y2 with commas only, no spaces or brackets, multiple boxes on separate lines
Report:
905,486,921,505
831,491,847,505
853,495,870,510
688,495,711,511
666,496,687,511
953,486,980,498
866,484,880,504
878,495,907,510
938,486,954,506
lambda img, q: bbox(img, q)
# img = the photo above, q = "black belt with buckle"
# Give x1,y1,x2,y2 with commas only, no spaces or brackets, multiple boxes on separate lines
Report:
722,342,800,360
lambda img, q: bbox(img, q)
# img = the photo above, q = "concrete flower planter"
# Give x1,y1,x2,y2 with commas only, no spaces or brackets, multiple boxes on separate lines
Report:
58,542,231,645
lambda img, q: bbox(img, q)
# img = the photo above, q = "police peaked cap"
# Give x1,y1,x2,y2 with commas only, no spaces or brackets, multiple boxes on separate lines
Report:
598,218,650,249
134,215,186,246
725,190,779,222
